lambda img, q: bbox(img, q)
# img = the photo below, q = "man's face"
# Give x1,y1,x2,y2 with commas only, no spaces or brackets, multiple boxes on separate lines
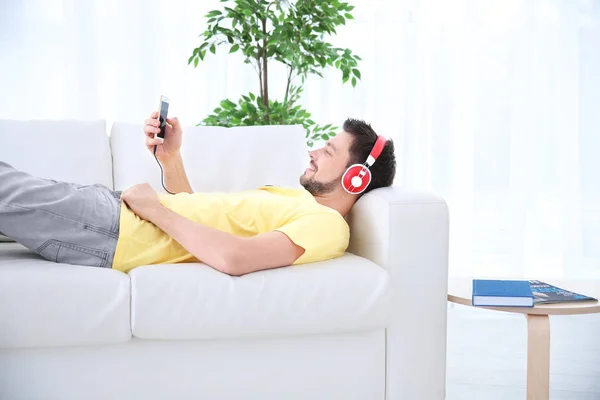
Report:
300,131,354,195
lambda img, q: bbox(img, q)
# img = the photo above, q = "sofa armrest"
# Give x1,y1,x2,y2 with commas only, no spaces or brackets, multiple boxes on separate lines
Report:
347,186,449,400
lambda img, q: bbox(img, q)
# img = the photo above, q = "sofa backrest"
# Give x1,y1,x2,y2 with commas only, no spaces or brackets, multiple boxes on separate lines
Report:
0,119,310,194
110,123,309,193
0,119,114,187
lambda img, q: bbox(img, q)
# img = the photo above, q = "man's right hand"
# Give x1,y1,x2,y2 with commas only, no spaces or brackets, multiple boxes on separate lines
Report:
144,111,183,163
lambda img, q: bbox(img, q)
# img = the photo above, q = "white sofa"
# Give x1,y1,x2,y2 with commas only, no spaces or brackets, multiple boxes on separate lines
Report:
0,119,449,400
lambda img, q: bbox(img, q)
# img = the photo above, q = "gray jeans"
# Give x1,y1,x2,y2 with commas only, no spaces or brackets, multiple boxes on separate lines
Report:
0,161,121,268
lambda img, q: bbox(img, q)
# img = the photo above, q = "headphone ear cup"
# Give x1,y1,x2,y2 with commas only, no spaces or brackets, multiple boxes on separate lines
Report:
342,164,372,194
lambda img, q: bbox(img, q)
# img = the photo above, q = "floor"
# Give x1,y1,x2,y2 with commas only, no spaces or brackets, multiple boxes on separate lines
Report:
445,304,600,400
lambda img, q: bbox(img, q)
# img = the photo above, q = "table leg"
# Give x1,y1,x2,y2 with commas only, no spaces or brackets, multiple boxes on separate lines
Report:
526,314,550,400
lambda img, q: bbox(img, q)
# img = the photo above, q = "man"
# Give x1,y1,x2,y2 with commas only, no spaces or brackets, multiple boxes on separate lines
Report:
0,112,396,276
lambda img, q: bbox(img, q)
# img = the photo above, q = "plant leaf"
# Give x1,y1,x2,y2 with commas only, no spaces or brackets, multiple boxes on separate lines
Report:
220,99,237,110
206,10,222,17
230,44,240,53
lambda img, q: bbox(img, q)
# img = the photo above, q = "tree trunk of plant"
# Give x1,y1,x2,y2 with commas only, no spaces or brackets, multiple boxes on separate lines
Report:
284,66,293,105
262,50,268,109
261,17,269,117
258,60,263,100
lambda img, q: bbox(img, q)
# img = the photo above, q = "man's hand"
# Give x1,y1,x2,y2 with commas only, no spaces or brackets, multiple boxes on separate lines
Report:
121,183,164,221
144,111,183,164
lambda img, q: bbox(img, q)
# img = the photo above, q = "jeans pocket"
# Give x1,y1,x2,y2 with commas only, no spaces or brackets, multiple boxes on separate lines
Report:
36,239,60,262
36,239,109,268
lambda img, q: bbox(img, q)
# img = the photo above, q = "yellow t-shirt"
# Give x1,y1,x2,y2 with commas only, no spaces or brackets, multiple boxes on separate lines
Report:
112,186,350,273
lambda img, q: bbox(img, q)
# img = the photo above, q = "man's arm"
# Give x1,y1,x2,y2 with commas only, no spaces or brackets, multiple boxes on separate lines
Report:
161,152,194,194
148,206,304,276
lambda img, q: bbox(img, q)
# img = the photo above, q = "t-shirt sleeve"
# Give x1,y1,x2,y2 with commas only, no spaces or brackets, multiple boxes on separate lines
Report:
274,212,350,265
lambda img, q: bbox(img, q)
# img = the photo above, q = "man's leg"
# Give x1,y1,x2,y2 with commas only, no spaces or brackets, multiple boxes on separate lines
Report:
0,161,121,268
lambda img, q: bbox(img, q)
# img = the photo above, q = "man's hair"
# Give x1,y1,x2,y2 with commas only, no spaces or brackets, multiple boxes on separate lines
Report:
343,118,396,195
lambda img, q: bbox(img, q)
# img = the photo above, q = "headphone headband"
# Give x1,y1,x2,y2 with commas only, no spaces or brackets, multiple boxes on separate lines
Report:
365,135,387,167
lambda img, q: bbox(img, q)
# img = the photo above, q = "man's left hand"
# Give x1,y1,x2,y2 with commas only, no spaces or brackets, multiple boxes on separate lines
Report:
121,183,163,221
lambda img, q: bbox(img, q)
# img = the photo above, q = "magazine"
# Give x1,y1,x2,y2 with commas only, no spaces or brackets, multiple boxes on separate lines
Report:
529,280,597,305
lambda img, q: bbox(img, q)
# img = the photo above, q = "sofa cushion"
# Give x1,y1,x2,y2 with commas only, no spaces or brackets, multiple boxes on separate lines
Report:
130,254,391,340
110,122,309,193
0,242,39,261
0,119,113,188
0,243,131,349
0,234,14,242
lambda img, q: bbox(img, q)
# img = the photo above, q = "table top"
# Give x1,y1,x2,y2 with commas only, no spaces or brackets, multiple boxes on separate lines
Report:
448,278,600,315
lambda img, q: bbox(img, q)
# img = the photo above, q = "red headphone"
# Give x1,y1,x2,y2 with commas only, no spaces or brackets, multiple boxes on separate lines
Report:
342,135,387,194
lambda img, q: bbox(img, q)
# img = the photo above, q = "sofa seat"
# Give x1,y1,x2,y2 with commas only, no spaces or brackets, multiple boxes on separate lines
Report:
130,253,391,340
0,243,131,349
0,242,390,347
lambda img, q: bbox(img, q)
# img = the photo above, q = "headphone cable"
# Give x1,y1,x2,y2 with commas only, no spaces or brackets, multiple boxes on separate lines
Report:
154,145,176,195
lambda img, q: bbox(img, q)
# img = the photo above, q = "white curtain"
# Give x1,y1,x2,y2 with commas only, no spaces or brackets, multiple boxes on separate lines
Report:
1,0,599,279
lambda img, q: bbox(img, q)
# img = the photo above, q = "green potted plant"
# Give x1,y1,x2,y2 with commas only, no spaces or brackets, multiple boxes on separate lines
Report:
188,0,362,147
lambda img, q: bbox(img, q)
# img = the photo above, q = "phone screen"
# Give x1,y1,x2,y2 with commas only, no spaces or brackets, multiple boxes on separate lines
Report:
158,97,169,138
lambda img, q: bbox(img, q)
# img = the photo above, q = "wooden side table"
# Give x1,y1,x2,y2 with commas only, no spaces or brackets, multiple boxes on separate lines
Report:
447,279,600,400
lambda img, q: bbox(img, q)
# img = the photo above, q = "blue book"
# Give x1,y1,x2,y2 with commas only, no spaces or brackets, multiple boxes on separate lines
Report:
472,279,534,307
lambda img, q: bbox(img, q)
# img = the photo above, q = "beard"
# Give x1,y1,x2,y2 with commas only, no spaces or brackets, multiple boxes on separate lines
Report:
300,173,339,196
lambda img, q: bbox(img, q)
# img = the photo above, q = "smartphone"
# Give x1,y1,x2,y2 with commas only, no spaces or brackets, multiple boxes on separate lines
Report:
157,95,169,139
